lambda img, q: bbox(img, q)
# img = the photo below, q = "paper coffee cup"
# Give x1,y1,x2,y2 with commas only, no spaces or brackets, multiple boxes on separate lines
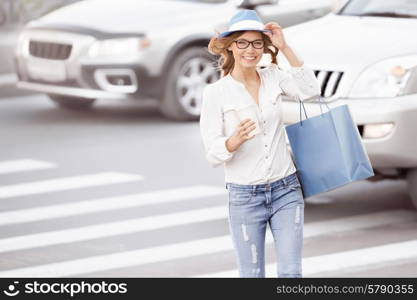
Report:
235,105,261,137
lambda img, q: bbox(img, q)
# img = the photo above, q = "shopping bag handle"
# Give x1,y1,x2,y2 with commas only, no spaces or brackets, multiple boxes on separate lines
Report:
317,95,331,115
298,95,331,125
298,98,308,124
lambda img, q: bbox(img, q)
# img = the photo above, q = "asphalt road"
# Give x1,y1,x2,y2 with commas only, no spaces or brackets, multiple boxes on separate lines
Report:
0,93,416,278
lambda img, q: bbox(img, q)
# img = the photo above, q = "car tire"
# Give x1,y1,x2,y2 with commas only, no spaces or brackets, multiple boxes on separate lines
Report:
159,46,220,121
48,95,96,110
406,168,417,209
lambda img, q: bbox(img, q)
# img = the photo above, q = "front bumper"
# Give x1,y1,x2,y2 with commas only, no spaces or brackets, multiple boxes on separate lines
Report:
283,95,417,169
14,30,163,100
16,81,125,99
15,59,161,100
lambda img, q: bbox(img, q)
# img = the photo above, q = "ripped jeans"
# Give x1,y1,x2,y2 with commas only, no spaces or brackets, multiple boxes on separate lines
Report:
225,171,304,278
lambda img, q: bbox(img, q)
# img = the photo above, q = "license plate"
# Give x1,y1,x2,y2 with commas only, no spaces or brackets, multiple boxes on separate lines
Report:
26,59,67,82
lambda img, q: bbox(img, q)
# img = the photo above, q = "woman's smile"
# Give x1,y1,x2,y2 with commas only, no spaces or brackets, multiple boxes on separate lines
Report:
241,55,258,62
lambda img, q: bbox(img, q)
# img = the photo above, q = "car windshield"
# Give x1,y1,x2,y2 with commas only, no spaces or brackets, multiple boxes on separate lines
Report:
339,0,417,18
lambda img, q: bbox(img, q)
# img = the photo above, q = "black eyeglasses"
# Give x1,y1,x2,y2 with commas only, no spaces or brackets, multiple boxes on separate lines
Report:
234,39,264,49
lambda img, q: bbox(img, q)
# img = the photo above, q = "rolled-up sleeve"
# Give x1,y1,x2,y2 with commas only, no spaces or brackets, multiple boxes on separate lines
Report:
273,64,321,102
199,84,235,168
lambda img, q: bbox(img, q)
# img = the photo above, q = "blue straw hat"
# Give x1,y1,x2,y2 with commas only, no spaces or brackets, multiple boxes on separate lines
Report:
218,9,272,38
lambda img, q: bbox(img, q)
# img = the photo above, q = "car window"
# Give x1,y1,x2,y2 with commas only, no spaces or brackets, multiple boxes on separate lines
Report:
339,0,417,18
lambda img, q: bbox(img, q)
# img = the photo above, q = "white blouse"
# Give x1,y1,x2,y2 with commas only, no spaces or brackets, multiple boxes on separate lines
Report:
199,63,321,185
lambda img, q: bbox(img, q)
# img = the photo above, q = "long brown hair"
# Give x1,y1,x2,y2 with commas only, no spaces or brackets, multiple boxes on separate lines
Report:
207,31,279,77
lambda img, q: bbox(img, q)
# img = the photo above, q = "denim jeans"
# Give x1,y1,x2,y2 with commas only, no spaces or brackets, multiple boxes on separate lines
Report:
225,172,304,278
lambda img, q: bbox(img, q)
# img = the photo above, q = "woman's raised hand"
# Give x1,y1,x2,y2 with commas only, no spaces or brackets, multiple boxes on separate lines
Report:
264,22,288,50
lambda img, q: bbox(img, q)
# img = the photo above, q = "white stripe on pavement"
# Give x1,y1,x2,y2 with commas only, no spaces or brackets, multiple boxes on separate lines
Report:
0,235,234,277
0,209,415,276
0,172,144,199
0,206,227,253
198,210,417,277
303,209,417,238
0,159,57,175
0,207,414,254
304,240,417,276
0,185,227,226
198,240,417,278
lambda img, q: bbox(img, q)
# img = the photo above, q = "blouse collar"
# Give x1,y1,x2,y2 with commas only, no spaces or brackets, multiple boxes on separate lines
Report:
225,68,263,87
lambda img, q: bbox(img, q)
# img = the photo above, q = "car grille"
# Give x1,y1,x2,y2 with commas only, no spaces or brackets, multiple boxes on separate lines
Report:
29,40,72,60
314,70,344,98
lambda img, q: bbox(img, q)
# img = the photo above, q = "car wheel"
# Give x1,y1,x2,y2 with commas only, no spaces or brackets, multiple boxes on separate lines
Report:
159,46,220,121
48,95,96,110
406,168,417,209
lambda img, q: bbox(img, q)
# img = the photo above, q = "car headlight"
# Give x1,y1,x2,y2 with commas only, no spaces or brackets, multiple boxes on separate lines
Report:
363,123,394,139
88,37,151,57
349,55,417,98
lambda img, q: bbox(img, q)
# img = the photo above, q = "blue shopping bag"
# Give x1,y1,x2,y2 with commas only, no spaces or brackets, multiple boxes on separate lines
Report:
285,97,374,198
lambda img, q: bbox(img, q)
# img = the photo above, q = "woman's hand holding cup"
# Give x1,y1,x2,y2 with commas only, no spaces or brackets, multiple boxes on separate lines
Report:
226,118,257,152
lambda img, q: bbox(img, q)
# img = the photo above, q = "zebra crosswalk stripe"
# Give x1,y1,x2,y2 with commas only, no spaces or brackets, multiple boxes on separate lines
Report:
0,159,56,175
0,185,226,226
197,239,417,277
0,209,415,277
0,172,144,199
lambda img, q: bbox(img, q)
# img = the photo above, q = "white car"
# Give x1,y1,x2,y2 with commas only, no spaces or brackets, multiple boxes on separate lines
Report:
279,0,417,208
14,0,332,120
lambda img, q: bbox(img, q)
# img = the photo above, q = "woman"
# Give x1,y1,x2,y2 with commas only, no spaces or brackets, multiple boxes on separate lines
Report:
199,9,320,278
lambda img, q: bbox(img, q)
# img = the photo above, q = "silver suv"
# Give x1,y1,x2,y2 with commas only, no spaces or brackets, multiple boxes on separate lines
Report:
14,0,331,120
